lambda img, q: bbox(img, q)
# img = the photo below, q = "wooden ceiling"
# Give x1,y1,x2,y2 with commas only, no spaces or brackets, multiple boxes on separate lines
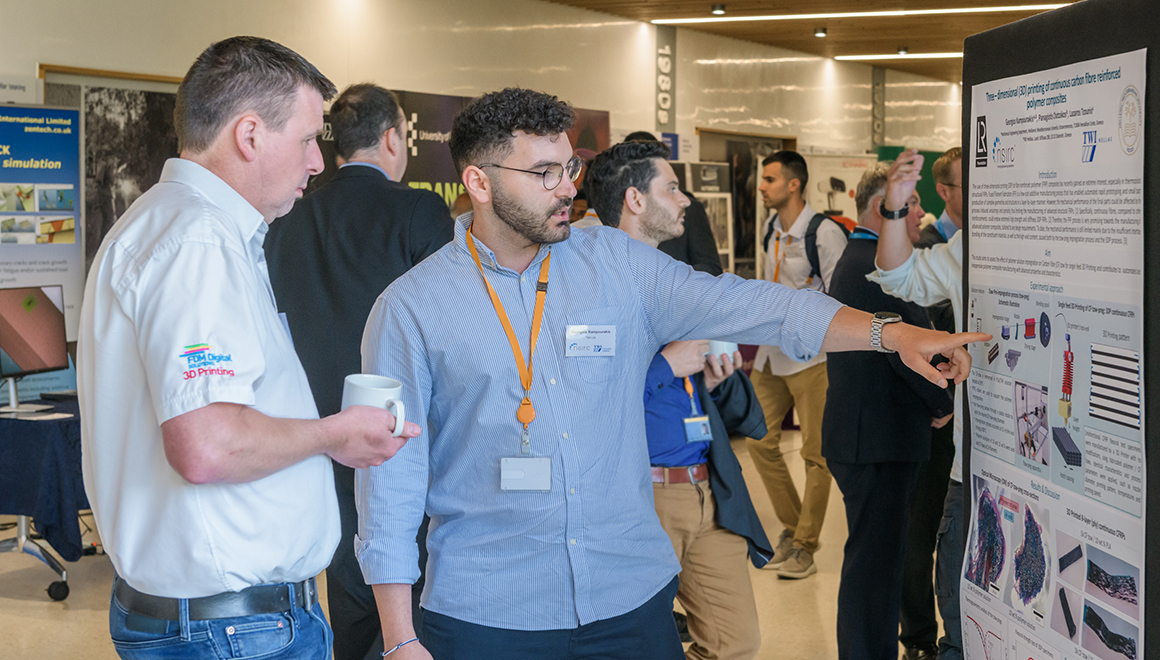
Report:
547,1,1064,81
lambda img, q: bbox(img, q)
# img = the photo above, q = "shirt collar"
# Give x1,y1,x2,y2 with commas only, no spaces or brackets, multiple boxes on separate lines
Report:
454,212,553,275
340,161,391,181
160,158,266,245
774,202,817,239
935,211,959,241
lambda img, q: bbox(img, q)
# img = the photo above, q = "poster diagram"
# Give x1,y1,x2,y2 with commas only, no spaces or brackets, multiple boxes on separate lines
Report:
965,49,1146,660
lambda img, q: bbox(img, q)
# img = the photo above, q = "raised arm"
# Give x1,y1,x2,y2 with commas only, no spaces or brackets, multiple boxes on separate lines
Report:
877,148,924,271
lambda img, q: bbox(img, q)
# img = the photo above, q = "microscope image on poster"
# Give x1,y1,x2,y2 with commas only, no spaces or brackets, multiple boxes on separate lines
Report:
1013,380,1050,466
965,476,1010,595
1083,545,1140,621
1002,501,1052,619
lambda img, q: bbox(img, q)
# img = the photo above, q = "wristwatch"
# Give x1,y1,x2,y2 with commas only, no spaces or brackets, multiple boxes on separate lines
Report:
870,312,903,353
879,200,909,220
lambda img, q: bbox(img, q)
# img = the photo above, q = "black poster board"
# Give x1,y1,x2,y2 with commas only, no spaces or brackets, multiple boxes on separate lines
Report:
962,0,1157,655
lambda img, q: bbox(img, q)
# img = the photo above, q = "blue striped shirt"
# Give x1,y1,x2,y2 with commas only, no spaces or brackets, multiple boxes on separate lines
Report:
356,214,843,630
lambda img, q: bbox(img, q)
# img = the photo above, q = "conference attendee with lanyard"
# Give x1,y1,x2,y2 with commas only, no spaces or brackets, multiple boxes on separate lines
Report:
355,87,986,660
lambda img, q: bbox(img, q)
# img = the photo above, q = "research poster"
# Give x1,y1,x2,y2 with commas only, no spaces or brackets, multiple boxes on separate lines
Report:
963,50,1145,660
0,105,83,342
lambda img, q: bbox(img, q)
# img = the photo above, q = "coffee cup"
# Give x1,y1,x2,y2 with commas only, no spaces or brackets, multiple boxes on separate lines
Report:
706,340,740,360
341,374,406,437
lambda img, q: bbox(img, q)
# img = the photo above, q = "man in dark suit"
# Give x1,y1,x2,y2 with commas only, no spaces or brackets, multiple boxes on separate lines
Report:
822,162,953,660
265,83,454,660
898,147,961,660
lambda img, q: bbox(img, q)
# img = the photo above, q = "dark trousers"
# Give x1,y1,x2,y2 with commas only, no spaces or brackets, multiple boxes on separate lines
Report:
329,463,429,660
935,481,964,660
829,461,922,660
421,577,684,660
899,422,955,650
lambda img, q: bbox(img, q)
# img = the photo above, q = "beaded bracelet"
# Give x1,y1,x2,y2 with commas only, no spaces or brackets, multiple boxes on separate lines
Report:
382,637,419,657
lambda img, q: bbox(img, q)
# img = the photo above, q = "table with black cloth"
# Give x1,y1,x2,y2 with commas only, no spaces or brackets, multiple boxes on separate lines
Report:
0,399,88,562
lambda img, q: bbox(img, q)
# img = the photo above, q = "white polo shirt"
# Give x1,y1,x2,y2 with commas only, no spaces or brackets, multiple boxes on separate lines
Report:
79,158,339,598
754,203,848,376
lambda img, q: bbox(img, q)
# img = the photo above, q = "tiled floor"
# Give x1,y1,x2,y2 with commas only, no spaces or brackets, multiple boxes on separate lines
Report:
0,431,855,659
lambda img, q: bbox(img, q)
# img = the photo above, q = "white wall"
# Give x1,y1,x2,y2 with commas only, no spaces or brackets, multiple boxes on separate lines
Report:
0,0,960,154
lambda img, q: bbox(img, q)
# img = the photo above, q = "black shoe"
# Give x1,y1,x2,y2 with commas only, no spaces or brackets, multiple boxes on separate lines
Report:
902,644,939,660
674,611,692,643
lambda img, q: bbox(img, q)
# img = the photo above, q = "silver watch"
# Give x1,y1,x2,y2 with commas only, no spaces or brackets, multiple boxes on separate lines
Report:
871,312,902,353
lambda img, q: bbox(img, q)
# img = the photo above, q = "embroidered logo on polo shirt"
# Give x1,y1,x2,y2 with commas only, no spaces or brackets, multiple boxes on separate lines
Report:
179,343,235,380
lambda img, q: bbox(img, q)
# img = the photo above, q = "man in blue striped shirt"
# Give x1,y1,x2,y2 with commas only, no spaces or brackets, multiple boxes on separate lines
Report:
356,88,987,660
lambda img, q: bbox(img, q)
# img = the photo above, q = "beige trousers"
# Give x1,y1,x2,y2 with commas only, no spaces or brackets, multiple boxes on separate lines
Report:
654,480,760,660
746,361,832,553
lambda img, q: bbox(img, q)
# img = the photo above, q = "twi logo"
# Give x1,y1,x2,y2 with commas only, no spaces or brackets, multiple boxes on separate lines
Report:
974,116,988,168
1081,130,1097,163
991,136,1015,169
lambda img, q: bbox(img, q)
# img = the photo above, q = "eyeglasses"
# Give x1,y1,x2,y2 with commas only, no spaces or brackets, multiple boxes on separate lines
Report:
479,156,584,191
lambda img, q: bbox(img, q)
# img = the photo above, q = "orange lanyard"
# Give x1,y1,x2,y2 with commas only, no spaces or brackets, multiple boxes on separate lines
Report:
683,377,699,416
466,224,551,454
772,231,790,283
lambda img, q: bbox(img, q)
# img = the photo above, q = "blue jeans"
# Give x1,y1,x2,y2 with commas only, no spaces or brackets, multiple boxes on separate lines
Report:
421,576,683,660
935,481,963,660
109,583,333,660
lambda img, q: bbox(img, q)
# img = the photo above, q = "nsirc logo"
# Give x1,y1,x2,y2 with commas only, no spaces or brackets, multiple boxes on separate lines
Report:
567,343,608,353
991,137,1015,169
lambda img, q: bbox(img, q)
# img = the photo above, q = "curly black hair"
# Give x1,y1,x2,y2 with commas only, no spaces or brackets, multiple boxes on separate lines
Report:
585,140,670,228
449,88,575,176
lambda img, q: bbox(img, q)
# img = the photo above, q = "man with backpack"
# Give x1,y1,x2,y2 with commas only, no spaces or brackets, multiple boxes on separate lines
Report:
748,151,849,579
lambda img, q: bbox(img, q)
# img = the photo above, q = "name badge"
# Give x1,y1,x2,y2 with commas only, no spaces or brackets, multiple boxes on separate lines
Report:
500,457,552,491
565,325,616,357
683,416,713,443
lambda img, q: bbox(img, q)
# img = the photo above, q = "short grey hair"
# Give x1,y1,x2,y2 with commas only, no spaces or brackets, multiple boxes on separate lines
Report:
175,36,336,154
854,161,892,219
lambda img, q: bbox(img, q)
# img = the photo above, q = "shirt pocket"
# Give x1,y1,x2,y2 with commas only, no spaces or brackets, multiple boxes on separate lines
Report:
564,304,631,384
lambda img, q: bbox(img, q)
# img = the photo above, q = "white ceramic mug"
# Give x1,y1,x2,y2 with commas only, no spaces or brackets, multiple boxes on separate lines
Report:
341,374,406,437
706,340,740,360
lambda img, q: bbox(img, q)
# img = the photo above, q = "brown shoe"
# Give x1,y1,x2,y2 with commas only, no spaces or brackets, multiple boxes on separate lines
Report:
777,547,817,579
763,529,795,569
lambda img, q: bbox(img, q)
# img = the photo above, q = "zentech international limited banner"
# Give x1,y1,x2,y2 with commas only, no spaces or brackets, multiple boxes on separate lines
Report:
0,105,83,341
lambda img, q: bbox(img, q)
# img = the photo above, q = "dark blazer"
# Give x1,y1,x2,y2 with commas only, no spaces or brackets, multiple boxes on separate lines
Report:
821,233,953,465
658,193,723,275
265,164,455,417
691,370,775,568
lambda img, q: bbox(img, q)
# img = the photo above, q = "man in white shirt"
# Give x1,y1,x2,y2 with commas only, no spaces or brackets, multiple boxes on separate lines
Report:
79,36,417,660
748,151,848,578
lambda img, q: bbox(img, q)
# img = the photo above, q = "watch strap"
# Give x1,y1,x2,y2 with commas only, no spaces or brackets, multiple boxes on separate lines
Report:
879,200,908,220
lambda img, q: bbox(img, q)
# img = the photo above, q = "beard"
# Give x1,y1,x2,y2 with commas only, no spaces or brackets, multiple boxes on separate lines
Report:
639,199,684,245
492,180,572,245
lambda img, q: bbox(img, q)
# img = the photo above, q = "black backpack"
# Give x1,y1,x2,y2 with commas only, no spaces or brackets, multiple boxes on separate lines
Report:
762,213,850,290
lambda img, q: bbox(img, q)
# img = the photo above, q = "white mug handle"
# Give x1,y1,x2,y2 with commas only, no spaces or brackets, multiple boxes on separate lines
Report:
386,399,406,437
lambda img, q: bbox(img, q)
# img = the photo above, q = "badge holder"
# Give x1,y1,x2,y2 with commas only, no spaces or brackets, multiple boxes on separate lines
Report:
681,377,712,443
500,394,551,491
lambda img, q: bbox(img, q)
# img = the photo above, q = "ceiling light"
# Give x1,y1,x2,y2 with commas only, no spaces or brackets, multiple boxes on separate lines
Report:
653,4,1070,25
897,46,908,55
711,4,725,14
835,52,964,61
814,27,827,37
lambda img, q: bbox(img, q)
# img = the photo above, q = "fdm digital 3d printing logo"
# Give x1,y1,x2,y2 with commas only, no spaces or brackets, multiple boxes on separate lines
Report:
178,343,235,380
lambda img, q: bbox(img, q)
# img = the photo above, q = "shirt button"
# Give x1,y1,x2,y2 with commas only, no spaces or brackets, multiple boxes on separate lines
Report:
569,539,577,545
562,432,569,439
570,488,576,494
550,378,557,385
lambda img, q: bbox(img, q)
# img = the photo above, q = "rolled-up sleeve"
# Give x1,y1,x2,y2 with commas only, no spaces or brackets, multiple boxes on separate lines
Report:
623,235,843,363
354,292,432,586
867,231,962,308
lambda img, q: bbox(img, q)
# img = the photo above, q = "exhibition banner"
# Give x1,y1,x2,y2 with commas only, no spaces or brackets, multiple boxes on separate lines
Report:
0,105,83,341
964,49,1146,660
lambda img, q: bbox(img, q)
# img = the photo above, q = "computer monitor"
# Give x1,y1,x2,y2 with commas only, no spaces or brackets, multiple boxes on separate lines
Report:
0,285,69,413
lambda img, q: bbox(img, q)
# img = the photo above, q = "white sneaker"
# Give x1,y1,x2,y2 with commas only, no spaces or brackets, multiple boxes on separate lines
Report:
762,529,795,569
